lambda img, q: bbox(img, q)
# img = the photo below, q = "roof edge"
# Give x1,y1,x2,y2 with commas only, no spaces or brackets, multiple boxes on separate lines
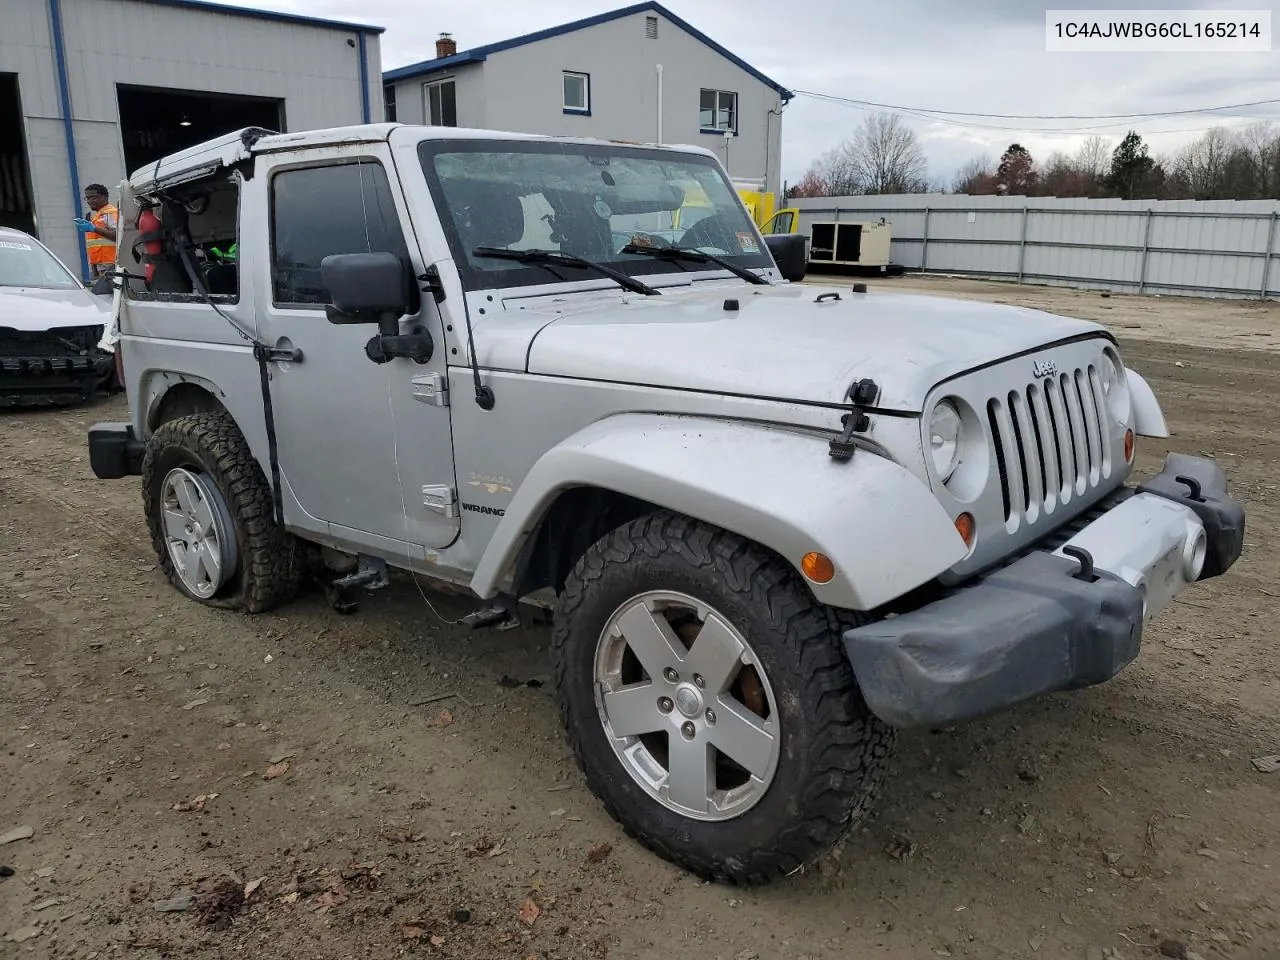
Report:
381,1,790,97
130,0,384,34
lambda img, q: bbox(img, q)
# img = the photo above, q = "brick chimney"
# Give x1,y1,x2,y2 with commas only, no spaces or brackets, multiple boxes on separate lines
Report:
436,32,456,58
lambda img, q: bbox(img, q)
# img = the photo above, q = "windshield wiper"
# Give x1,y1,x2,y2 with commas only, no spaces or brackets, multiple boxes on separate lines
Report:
621,243,770,286
472,247,661,296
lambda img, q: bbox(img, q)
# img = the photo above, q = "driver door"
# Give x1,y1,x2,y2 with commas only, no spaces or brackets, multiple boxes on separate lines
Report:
253,149,459,556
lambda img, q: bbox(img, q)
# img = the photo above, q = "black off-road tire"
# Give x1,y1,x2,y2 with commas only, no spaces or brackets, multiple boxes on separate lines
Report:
551,512,896,885
142,411,302,612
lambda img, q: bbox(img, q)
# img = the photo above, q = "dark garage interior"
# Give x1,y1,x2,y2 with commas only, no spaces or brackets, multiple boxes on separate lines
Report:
116,84,284,174
0,73,37,236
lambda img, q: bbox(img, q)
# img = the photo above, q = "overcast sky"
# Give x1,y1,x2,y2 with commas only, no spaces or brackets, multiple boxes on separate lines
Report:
223,0,1279,187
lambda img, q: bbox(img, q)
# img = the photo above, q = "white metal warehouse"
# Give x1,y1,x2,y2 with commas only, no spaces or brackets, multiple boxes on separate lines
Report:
1,0,384,280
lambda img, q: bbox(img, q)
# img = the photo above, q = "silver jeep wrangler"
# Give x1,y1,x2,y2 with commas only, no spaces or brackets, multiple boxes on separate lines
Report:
87,123,1244,885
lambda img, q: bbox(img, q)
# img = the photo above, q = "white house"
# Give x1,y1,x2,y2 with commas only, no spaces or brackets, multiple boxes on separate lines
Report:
383,2,792,196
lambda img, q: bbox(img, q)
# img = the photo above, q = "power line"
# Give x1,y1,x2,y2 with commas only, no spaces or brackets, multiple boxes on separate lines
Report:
792,90,1280,121
795,92,1278,135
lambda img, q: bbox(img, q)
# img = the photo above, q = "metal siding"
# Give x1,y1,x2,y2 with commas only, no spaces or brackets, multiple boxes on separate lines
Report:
791,194,1280,300
9,0,379,272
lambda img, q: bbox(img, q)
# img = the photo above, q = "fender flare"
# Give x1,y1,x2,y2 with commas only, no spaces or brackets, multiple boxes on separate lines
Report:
1126,369,1168,438
470,413,968,611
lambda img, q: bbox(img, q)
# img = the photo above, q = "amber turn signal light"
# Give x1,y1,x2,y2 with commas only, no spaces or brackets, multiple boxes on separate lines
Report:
954,512,976,548
801,552,835,584
1124,429,1135,462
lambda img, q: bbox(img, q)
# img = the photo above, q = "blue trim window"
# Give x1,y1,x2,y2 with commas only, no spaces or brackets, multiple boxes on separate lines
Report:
562,71,590,115
699,88,737,135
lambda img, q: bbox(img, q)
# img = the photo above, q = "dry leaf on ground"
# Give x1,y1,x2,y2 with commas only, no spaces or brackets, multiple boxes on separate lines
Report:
586,842,613,864
382,830,426,843
518,896,541,926
172,793,217,812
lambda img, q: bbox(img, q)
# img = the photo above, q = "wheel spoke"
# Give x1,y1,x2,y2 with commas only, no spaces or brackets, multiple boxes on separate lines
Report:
172,474,199,517
615,603,686,681
162,507,188,542
191,492,216,537
683,615,745,693
600,683,665,738
708,699,775,780
176,541,197,584
197,540,222,586
665,736,713,813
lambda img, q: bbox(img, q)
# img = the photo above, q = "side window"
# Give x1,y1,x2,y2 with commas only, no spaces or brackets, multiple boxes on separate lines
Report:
270,160,412,306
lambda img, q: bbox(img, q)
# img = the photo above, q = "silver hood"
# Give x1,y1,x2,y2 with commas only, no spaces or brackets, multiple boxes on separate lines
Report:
514,282,1109,413
0,286,111,333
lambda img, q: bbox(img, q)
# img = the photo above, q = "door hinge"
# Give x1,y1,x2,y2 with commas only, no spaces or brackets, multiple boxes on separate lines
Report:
411,372,449,406
422,484,457,518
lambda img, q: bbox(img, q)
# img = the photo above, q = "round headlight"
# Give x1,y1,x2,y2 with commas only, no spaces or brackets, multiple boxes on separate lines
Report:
928,400,962,481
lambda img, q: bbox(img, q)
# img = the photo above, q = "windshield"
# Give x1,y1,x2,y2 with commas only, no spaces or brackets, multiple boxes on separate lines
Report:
0,236,80,289
417,139,772,292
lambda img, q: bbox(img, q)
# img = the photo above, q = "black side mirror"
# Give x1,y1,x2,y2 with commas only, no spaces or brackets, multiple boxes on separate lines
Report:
764,234,807,282
321,252,411,325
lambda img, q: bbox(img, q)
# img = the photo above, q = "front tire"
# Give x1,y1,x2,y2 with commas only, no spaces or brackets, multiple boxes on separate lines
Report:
552,513,895,885
142,412,301,612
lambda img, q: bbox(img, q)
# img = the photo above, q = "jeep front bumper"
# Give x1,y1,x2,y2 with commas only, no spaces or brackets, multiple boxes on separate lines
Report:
843,453,1244,728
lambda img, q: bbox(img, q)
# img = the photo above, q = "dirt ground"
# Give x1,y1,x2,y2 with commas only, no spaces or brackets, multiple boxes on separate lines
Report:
2,275,1278,960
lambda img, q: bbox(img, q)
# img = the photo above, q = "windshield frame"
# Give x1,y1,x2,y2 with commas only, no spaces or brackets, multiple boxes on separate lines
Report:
415,137,775,294
0,233,83,290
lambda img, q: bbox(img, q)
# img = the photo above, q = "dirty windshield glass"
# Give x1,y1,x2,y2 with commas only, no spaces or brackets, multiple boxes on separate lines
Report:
0,237,80,289
417,139,771,292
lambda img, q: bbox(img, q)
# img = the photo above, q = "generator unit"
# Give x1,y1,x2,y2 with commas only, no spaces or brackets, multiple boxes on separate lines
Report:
807,218,903,275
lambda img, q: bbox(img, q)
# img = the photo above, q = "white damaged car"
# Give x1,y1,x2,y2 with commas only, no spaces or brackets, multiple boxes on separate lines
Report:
0,226,115,408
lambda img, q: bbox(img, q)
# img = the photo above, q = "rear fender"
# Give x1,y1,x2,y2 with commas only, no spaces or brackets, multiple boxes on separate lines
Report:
470,414,967,611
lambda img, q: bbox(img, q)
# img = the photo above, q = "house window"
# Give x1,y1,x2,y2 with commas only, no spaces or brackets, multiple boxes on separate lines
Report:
699,89,737,134
383,84,396,122
563,71,590,115
424,79,457,127
645,15,658,38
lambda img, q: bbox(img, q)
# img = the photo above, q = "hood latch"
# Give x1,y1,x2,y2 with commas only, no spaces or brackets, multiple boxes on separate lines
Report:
829,378,880,462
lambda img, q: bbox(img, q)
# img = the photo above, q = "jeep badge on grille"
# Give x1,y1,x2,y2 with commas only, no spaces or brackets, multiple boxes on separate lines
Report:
1032,358,1057,378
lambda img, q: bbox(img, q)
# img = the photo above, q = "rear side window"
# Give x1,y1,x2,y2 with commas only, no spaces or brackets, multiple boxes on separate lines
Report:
270,159,412,306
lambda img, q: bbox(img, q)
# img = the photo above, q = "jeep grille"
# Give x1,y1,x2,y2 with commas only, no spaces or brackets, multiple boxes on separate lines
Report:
987,364,1112,532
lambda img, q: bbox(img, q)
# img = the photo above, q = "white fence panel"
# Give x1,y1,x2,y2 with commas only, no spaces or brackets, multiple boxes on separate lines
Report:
790,194,1280,300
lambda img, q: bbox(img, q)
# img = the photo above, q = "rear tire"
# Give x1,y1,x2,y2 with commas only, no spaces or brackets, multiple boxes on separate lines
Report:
552,512,895,885
142,411,301,612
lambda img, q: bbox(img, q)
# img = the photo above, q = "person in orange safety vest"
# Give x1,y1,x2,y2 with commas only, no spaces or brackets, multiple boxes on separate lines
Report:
75,183,118,279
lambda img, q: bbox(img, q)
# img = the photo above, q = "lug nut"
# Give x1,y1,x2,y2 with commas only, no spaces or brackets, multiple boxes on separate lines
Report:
663,668,679,683
658,697,674,713
693,674,705,689
681,722,696,741
705,708,716,725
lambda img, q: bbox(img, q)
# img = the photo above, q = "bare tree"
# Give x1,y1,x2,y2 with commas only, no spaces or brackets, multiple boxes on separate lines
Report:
848,112,928,194
1075,136,1112,180
1172,127,1236,199
797,113,928,197
1040,151,1091,196
1238,121,1280,198
952,155,995,194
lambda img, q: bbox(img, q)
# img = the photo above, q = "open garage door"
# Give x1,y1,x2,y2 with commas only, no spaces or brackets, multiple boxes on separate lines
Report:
117,85,284,175
0,74,36,236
